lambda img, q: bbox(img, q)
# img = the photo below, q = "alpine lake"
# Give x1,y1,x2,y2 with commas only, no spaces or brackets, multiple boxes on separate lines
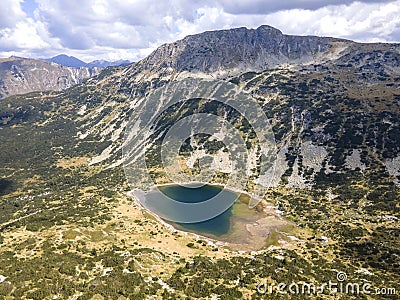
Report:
135,183,295,251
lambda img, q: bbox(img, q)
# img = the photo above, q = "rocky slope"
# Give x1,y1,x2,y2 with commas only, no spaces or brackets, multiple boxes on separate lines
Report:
139,25,352,74
0,56,100,98
80,25,400,190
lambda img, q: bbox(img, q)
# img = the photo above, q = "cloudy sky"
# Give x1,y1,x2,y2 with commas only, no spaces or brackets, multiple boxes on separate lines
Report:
1,0,399,62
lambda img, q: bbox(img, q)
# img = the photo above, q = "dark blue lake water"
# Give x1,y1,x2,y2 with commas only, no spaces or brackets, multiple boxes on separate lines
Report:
159,184,234,236
143,183,239,236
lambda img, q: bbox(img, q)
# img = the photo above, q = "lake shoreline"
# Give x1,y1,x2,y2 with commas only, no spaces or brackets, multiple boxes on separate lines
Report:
126,182,292,252
126,188,230,250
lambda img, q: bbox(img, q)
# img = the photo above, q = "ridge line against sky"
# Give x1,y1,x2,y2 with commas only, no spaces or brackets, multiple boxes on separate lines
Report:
0,0,399,62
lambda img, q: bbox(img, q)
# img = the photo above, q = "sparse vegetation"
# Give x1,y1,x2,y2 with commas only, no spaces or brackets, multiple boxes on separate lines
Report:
0,38,399,299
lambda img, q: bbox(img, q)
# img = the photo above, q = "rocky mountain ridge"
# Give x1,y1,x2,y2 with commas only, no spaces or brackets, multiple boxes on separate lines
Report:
0,56,100,99
2,25,399,188
138,25,350,74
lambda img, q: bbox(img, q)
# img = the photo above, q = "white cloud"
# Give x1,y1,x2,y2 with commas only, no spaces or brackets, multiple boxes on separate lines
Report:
34,0,207,50
0,0,58,57
0,0,399,61
216,0,395,15
0,0,26,28
265,1,400,42
0,19,50,50
166,1,400,44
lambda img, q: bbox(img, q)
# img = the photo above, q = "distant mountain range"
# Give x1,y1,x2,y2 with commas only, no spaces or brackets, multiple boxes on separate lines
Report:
0,55,132,98
43,54,131,68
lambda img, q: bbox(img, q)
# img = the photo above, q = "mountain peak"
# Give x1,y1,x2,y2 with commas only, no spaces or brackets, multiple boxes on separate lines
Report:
138,25,349,74
45,54,87,68
255,24,283,33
